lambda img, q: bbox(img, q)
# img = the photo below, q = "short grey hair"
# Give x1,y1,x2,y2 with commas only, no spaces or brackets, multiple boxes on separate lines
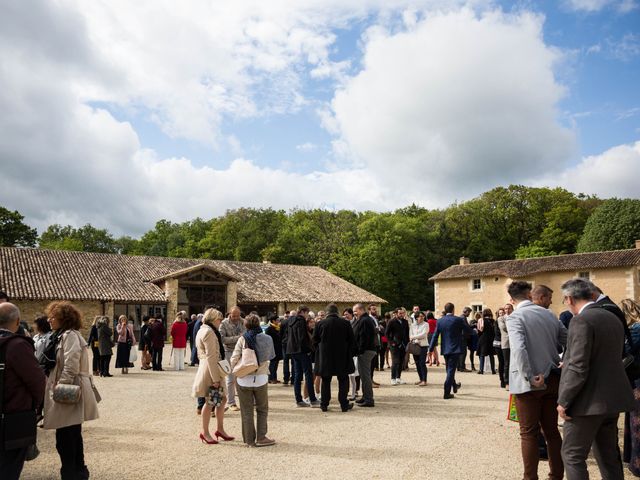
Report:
0,303,21,329
561,278,596,301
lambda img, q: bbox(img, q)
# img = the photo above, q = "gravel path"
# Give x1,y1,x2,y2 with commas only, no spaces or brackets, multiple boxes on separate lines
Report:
21,362,634,479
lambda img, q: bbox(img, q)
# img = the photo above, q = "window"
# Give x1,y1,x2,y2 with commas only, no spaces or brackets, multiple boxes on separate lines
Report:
472,278,482,290
471,304,483,315
578,271,590,280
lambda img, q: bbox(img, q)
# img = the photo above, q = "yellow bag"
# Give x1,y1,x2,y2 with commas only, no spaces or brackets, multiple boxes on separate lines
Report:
507,394,519,422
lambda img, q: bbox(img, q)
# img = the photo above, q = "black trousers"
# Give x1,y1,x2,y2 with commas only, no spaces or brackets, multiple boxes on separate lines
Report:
495,346,505,386
390,346,405,379
152,347,163,370
0,447,27,480
321,375,349,409
378,343,388,369
90,347,100,372
99,354,111,376
56,424,88,480
457,339,468,370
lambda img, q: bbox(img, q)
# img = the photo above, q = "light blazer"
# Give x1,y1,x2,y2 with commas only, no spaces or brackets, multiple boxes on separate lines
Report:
507,300,567,395
558,304,635,416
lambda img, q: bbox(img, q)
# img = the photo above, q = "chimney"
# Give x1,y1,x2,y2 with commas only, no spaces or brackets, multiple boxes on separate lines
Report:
636,240,640,250
459,257,470,265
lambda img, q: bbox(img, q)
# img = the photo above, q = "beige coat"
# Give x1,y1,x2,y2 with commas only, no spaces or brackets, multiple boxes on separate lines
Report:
43,330,100,430
192,324,225,397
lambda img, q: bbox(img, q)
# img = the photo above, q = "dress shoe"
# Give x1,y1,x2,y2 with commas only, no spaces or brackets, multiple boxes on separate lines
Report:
215,430,234,442
443,393,455,399
341,403,354,412
453,382,461,393
355,398,366,404
320,406,328,412
357,402,374,407
199,433,218,444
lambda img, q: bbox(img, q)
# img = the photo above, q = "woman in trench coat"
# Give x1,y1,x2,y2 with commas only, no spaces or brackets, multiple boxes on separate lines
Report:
192,308,234,444
43,301,100,480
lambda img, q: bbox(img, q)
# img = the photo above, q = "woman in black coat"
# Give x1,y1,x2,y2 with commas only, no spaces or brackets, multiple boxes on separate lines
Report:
265,313,283,384
477,308,496,375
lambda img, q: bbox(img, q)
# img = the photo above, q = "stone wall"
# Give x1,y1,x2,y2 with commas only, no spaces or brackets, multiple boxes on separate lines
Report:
433,266,640,317
13,299,107,336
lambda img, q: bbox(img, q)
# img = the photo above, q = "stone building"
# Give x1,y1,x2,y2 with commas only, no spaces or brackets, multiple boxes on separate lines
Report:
0,247,385,335
430,241,640,317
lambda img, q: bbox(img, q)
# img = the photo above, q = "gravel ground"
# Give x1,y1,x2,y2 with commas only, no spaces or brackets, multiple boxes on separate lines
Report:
22,361,634,480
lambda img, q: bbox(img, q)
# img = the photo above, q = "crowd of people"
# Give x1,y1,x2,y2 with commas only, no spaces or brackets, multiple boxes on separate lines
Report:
3,283,640,479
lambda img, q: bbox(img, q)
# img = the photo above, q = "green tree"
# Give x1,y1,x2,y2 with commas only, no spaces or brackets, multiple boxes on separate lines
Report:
39,224,117,253
0,206,37,247
577,198,640,252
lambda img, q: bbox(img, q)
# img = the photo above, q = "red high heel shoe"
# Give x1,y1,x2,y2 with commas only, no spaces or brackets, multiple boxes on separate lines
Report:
199,433,218,444
215,430,234,441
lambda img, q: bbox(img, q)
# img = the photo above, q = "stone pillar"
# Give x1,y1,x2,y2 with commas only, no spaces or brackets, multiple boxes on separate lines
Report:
165,278,179,325
226,281,238,310
277,302,286,315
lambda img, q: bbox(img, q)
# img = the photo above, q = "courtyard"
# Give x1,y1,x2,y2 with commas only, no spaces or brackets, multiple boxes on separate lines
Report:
21,363,629,480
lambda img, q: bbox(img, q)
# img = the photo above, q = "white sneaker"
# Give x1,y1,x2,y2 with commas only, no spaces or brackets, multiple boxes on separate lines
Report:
396,379,406,385
391,378,398,385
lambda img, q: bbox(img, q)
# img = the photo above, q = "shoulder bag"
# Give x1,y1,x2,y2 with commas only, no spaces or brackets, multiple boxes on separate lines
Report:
232,347,259,378
52,332,82,404
0,336,38,450
407,341,421,356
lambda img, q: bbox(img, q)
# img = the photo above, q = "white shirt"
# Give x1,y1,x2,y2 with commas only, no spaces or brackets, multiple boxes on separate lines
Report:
237,373,269,388
578,301,596,315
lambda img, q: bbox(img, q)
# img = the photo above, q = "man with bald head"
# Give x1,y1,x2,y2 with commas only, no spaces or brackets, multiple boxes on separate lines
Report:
0,303,46,479
220,306,246,411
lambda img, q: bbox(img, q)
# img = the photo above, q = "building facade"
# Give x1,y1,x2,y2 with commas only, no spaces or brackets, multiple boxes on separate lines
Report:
0,247,385,336
430,242,640,317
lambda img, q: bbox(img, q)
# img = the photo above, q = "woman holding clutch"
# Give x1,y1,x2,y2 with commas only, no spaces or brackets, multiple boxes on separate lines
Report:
192,308,234,444
43,301,99,480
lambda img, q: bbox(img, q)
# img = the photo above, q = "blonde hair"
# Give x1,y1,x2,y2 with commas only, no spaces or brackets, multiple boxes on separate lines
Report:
203,308,223,326
621,299,640,327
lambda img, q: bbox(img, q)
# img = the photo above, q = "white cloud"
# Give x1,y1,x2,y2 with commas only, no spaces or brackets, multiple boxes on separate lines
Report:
296,142,318,152
328,8,575,200
563,0,638,12
539,141,640,199
564,0,613,11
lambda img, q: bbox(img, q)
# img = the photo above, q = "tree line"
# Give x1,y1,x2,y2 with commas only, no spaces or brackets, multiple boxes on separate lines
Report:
2,186,640,308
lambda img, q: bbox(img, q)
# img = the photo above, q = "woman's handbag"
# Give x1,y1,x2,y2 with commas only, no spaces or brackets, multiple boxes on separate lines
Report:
232,347,259,378
217,359,231,376
52,382,82,404
407,341,422,356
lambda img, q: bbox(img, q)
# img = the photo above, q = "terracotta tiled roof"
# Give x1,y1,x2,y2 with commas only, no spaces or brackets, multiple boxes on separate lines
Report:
0,247,385,304
430,248,640,281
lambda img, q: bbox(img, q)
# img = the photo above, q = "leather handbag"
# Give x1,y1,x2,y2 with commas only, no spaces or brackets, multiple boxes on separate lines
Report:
53,383,81,404
407,341,422,356
232,347,259,378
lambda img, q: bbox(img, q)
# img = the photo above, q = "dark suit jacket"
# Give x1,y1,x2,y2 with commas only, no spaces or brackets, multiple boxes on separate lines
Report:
313,313,355,377
429,314,471,355
558,304,635,416
352,313,376,354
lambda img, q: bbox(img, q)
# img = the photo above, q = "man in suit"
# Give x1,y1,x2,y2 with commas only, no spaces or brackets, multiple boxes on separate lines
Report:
429,302,471,399
558,278,635,480
313,304,356,412
352,303,377,407
507,280,567,480
386,308,410,385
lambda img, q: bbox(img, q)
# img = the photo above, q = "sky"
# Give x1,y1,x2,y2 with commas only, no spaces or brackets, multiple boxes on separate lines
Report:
0,0,639,237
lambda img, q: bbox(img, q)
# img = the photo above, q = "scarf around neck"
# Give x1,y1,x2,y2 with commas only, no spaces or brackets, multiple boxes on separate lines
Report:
243,326,263,362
